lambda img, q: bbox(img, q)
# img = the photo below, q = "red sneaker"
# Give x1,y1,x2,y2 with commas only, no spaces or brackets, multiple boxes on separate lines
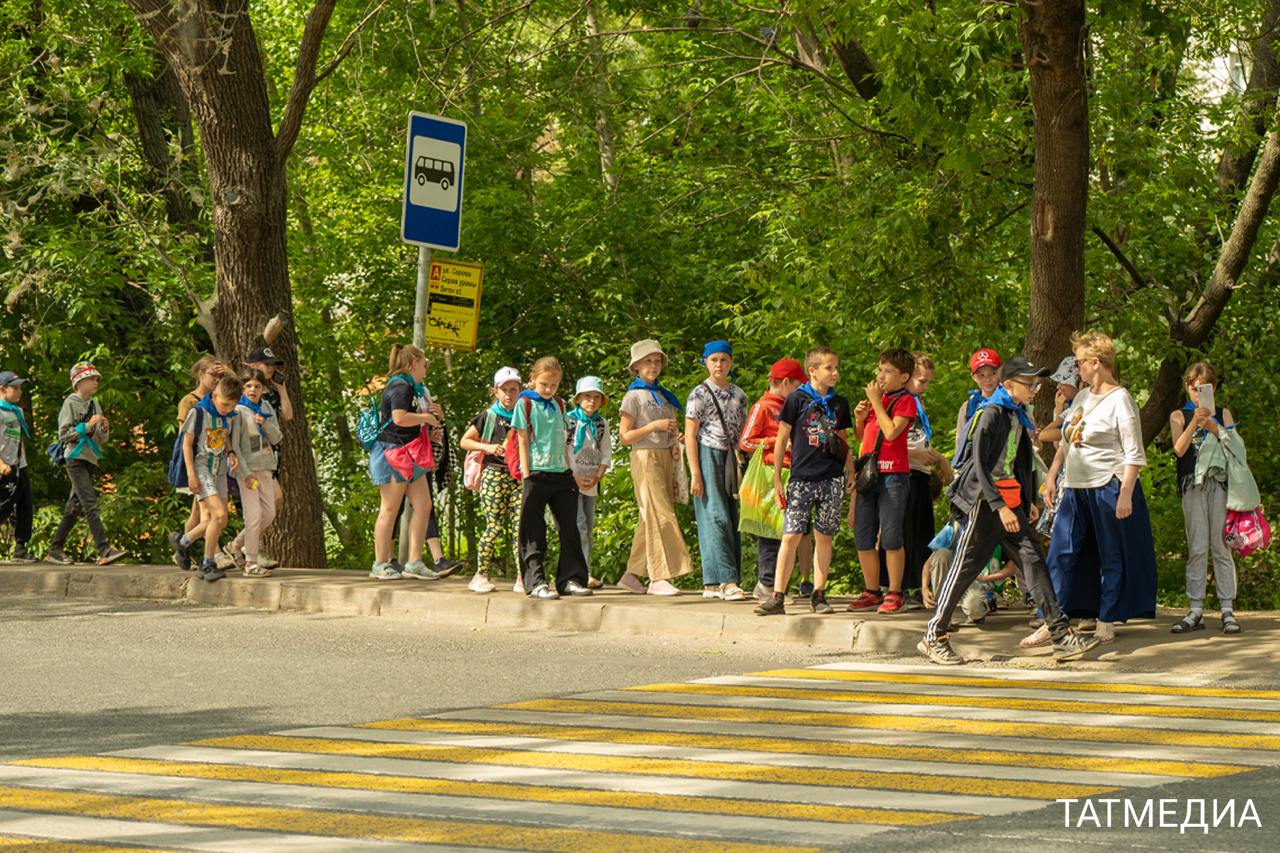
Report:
877,591,906,614
846,590,884,612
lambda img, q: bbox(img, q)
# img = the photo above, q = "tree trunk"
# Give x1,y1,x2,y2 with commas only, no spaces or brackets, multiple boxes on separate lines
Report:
126,0,330,567
1019,1,1089,422
1216,0,1280,194
584,1,620,193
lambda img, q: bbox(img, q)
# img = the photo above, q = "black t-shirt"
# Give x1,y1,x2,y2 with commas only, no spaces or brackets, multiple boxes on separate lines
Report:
378,381,424,447
780,388,853,482
469,409,514,471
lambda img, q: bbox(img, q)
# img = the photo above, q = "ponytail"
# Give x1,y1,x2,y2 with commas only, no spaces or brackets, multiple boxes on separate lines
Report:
389,343,426,376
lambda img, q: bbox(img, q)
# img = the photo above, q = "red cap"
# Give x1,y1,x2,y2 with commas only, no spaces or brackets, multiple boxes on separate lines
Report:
769,358,806,383
969,348,1002,373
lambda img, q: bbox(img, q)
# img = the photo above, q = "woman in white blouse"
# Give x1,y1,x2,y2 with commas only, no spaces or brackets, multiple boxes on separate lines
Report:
1043,331,1158,643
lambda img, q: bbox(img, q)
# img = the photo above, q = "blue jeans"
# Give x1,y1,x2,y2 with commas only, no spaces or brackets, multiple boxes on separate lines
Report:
693,444,741,585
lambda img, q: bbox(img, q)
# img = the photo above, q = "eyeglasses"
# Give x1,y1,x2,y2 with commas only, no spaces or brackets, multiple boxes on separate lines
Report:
1012,379,1042,393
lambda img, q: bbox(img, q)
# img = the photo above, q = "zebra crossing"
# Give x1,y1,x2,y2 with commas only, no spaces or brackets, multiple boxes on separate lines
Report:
0,661,1274,850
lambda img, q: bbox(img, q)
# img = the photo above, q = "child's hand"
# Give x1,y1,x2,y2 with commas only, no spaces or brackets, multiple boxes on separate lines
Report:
998,505,1019,533
248,475,260,491
0,461,11,477
690,472,704,498
651,418,677,435
922,588,936,608
854,400,870,424
254,414,265,426
574,474,593,490
865,380,880,402
488,443,505,456
188,473,202,496
229,455,239,473
774,478,787,510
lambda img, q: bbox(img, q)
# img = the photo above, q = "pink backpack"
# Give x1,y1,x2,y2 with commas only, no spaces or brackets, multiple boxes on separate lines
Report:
1224,508,1271,557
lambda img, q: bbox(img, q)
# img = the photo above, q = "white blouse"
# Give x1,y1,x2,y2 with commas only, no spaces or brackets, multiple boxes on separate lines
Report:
1062,387,1146,489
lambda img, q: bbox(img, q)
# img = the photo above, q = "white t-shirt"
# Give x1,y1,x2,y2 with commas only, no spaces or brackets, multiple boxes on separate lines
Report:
1062,387,1146,489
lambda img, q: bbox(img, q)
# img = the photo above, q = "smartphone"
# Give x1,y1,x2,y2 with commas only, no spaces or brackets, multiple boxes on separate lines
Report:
1196,383,1214,414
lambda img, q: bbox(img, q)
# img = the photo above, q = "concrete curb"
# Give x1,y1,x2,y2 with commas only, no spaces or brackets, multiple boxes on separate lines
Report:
3,565,1278,670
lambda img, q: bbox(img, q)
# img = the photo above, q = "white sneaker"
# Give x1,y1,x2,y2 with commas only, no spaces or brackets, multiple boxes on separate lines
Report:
617,572,647,594
1019,624,1052,648
752,582,769,601
648,579,679,596
721,583,746,601
703,586,724,599
468,572,495,594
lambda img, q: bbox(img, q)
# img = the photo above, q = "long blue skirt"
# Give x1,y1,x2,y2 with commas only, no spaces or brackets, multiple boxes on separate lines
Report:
1047,478,1157,622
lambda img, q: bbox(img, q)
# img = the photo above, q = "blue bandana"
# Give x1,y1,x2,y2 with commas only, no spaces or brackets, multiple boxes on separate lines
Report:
489,402,514,420
567,407,605,453
701,340,732,362
628,378,683,412
797,382,836,420
913,395,932,444
518,389,557,411
239,395,271,436
964,389,988,421
196,393,237,420
0,400,30,437
984,386,1037,432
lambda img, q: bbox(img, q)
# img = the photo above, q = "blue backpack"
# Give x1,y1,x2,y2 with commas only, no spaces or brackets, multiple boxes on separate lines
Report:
167,407,204,488
47,399,98,466
356,379,405,451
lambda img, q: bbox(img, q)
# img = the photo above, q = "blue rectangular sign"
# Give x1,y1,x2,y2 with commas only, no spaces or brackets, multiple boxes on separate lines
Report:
401,111,466,251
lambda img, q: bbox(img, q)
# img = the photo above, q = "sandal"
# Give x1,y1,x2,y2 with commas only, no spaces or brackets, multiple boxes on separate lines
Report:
1222,612,1242,635
1170,612,1205,634
1019,624,1052,648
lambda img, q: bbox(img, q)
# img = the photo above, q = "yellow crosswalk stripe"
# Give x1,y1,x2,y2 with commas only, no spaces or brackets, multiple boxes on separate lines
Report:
0,840,170,852
502,698,1280,751
190,734,1116,800
359,717,1247,778
16,755,968,828
0,786,817,853
625,682,1280,723
754,668,1280,700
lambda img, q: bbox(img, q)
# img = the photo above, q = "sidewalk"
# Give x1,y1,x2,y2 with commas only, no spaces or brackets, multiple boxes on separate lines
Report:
2,563,1276,675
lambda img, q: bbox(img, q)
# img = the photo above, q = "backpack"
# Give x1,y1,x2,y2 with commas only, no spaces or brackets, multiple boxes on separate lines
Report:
463,410,498,492
355,378,407,451
167,407,205,488
505,396,565,481
46,399,98,466
1224,508,1271,557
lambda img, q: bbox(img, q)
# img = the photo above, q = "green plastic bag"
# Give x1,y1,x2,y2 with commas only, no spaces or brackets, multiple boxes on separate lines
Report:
738,446,789,538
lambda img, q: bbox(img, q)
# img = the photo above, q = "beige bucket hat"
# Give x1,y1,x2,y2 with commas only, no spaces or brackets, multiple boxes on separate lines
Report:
629,339,668,371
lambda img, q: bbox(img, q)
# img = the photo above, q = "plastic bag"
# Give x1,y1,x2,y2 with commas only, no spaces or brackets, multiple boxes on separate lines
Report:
738,447,789,538
674,444,690,505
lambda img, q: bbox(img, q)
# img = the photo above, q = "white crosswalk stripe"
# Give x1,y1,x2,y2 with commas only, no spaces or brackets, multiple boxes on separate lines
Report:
0,663,1271,850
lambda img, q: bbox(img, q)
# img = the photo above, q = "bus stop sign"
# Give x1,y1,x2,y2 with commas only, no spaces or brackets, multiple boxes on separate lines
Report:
401,111,467,251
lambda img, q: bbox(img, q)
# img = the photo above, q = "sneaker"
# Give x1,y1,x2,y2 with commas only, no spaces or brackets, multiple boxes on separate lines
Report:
587,576,604,589
368,561,402,580
810,589,834,614
258,554,280,570
754,592,786,616
11,545,38,563
647,579,679,596
214,551,234,571
876,591,906,614
44,549,73,565
243,563,272,578
563,580,593,597
168,532,192,571
197,559,225,582
617,572,646,594
917,636,964,666
401,560,440,580
97,547,127,566
752,581,769,601
468,572,495,593
798,579,815,597
1019,624,1052,648
1077,618,1097,633
721,583,746,601
846,590,883,612
702,586,724,600
530,583,561,600
222,543,246,571
1053,629,1101,661
432,557,462,578
902,594,925,611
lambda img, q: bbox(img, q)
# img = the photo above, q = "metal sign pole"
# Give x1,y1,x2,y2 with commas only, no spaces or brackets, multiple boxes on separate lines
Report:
398,246,432,565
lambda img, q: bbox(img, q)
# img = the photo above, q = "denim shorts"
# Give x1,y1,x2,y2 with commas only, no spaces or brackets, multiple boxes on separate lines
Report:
854,471,910,551
368,441,427,486
783,476,845,537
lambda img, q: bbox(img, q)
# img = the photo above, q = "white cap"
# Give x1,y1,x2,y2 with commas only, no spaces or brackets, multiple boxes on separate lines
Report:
493,366,521,388
574,376,607,402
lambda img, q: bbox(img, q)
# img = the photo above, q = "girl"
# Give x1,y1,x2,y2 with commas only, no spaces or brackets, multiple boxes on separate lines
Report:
459,367,522,593
618,339,692,595
368,344,440,579
227,369,283,577
511,356,591,599
1169,362,1240,634
170,356,228,570
567,376,612,588
685,340,748,600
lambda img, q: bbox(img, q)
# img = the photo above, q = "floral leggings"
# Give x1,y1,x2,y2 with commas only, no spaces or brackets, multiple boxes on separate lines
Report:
478,465,520,575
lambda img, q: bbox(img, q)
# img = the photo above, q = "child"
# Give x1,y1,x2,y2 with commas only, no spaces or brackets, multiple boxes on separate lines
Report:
226,369,283,577
1034,356,1080,540
172,356,228,569
739,358,808,599
0,371,36,562
567,375,612,588
755,346,853,616
954,348,1002,461
685,341,749,600
367,344,439,579
46,362,126,566
847,347,917,614
172,375,242,582
919,356,1098,664
618,339,692,595
1169,362,1240,634
244,346,292,569
460,367,522,593
511,356,591,599
921,524,1012,624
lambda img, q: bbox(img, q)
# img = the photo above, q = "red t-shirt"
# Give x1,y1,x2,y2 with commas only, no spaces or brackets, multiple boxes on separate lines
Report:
859,391,916,474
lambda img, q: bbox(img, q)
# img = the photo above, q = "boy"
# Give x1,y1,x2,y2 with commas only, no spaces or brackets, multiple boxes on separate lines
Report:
0,371,37,562
954,348,1001,461
739,358,810,600
755,347,853,616
46,362,126,565
173,375,243,582
919,356,1099,664
847,348,916,614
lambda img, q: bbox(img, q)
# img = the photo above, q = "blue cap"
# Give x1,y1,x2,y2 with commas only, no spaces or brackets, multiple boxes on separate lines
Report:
0,371,26,387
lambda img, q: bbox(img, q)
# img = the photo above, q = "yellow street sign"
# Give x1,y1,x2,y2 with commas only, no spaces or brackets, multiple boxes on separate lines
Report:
425,258,484,351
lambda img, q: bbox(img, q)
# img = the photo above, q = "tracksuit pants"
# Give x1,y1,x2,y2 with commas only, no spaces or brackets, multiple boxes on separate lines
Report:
926,502,1070,644
519,471,589,594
